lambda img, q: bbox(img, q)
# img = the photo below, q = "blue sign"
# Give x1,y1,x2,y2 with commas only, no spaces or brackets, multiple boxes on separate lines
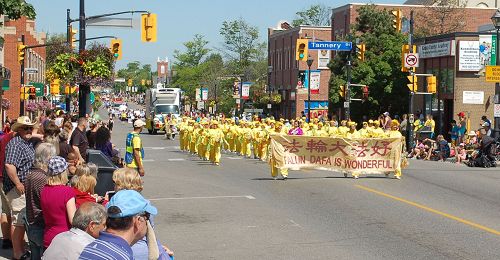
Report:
308,41,352,51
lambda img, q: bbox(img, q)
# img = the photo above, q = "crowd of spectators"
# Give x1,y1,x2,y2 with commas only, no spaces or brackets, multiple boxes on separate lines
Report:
408,112,497,167
0,111,173,259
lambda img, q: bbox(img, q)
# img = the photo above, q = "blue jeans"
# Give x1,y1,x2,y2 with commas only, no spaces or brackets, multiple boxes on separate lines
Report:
26,224,44,260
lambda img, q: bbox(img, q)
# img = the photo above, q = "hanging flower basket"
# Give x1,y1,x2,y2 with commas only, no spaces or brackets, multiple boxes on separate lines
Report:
1,98,11,110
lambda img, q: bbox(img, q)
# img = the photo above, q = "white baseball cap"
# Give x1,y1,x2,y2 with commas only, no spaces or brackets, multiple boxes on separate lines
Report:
133,119,146,128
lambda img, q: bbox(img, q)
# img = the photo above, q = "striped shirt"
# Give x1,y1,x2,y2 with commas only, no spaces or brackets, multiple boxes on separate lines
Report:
79,231,133,260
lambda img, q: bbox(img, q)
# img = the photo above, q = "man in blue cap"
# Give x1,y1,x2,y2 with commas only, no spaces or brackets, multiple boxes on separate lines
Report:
79,190,157,260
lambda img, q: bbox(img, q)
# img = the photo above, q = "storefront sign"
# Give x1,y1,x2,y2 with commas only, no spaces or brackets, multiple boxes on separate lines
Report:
318,50,330,69
418,40,455,59
485,65,500,82
459,41,481,71
462,91,484,104
270,135,403,174
479,35,497,69
304,101,328,118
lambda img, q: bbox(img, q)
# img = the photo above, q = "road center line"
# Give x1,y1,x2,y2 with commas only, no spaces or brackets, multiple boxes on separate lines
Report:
148,195,256,201
355,185,500,236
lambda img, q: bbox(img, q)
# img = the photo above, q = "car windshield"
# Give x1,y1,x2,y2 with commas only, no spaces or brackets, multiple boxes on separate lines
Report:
155,105,179,114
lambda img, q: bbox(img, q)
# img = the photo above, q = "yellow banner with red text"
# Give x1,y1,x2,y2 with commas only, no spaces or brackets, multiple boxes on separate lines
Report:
270,134,403,174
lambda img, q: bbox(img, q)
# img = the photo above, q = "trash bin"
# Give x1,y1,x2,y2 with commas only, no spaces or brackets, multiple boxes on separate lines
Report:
86,149,118,196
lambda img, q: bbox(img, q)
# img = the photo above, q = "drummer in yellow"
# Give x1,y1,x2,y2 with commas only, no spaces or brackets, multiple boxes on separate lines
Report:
370,120,386,137
358,122,370,138
208,120,225,166
269,122,289,180
346,121,360,138
338,120,349,137
387,119,403,179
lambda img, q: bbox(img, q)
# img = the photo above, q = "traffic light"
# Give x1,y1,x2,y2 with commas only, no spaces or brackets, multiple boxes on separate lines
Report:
20,87,29,100
392,9,402,32
339,85,346,98
110,39,122,60
17,43,26,64
141,13,157,42
407,74,418,92
28,86,36,100
427,76,437,93
362,85,369,101
401,44,417,72
128,79,133,87
50,79,60,95
356,43,366,61
295,39,309,61
69,26,77,49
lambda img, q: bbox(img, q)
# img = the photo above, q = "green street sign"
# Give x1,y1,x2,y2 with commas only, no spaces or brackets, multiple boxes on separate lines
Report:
29,82,44,97
90,92,95,104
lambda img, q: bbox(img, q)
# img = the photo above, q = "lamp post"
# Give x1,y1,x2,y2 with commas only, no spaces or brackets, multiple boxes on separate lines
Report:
306,55,314,122
491,9,500,139
267,65,272,116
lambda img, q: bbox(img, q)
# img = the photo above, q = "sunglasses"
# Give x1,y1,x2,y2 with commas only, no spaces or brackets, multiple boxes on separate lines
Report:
21,126,33,131
139,212,150,221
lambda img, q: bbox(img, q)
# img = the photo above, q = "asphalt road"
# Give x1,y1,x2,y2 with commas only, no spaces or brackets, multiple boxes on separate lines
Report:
106,105,500,260
2,104,498,260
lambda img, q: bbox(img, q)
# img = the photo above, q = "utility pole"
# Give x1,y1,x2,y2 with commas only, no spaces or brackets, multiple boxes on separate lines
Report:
406,10,415,152
19,35,25,116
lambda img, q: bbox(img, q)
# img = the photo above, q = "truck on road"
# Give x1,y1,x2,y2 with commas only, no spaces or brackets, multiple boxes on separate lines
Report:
145,87,181,134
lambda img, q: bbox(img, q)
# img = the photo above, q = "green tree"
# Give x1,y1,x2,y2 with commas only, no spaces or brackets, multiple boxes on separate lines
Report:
219,18,261,77
414,0,468,37
0,0,36,42
116,61,152,92
292,4,331,27
329,5,408,120
173,34,210,67
46,33,71,68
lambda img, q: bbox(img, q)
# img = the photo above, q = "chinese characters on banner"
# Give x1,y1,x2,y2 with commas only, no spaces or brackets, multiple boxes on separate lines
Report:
241,82,251,100
270,135,403,174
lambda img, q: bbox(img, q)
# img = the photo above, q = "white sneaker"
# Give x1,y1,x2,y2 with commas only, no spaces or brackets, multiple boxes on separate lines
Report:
395,176,401,180
353,175,359,179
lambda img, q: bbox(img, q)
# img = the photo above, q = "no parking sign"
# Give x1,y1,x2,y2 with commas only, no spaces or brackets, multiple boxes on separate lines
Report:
404,53,419,68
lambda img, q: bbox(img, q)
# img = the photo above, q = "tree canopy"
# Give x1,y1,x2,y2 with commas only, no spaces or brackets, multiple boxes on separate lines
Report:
292,4,331,27
329,4,408,120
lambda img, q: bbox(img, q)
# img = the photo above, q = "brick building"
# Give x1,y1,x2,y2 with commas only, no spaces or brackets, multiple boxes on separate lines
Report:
331,3,496,41
157,57,169,85
2,16,46,119
268,24,331,119
413,32,496,136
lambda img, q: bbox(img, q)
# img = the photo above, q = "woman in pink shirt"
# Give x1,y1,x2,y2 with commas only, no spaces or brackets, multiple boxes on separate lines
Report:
41,156,76,248
288,121,304,135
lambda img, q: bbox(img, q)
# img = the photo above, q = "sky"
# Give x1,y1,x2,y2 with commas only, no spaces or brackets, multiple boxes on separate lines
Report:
29,0,404,70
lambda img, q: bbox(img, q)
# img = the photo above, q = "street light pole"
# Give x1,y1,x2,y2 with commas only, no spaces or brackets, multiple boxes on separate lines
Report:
306,55,314,122
78,0,89,118
492,9,500,139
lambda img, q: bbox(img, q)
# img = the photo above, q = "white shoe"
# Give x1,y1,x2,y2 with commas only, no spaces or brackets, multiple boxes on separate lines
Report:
282,176,288,180
273,177,277,180
395,176,401,180
353,175,359,179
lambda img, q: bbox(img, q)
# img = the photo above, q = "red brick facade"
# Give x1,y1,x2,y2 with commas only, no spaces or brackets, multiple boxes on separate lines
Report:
268,26,331,119
3,17,46,118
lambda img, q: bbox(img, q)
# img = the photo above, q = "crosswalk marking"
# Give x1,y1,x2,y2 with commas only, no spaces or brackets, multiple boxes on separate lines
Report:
168,158,185,161
227,157,242,160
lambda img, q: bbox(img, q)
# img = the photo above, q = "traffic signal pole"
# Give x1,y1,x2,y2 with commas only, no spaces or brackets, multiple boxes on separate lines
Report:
66,9,72,113
78,0,90,118
345,43,352,121
19,35,25,116
406,10,415,152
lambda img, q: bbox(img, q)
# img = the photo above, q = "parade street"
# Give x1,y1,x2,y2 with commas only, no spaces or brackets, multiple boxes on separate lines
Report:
106,110,500,259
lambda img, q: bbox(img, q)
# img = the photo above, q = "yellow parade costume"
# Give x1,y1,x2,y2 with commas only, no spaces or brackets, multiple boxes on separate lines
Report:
269,123,288,180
